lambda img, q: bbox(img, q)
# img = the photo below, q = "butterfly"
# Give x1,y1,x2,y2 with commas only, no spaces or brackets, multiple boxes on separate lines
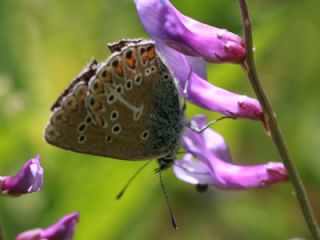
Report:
45,39,184,171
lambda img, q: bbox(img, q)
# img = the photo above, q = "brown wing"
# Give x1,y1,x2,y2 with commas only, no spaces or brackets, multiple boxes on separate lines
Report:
45,40,183,160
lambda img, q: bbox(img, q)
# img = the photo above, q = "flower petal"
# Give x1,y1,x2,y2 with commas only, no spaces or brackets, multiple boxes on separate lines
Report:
16,212,79,240
174,115,288,189
156,41,265,122
187,74,264,121
0,155,43,196
134,0,245,63
41,212,79,240
173,153,215,185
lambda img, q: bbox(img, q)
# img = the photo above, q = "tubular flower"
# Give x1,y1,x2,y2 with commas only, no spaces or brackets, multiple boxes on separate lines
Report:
0,155,43,196
134,0,245,63
16,212,79,240
156,41,264,122
134,0,265,124
173,115,288,189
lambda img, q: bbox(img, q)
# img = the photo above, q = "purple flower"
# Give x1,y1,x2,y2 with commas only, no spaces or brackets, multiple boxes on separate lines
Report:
173,115,288,189
134,0,245,63
16,212,79,240
0,155,43,196
156,41,265,122
134,0,265,123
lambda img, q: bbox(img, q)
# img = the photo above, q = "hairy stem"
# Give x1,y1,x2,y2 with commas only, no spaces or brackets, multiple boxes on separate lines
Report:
238,0,320,239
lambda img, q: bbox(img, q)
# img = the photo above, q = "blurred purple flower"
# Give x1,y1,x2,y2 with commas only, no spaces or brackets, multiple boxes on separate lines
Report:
173,115,288,189
16,212,79,240
0,155,43,196
134,0,245,63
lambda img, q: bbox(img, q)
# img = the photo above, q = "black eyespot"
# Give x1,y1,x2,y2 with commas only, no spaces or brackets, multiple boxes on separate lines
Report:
86,116,92,124
108,95,115,103
112,60,119,67
126,50,132,59
141,130,149,140
111,111,118,120
112,124,121,134
78,135,86,143
135,76,141,84
78,123,86,132
116,85,123,93
150,66,156,72
127,81,132,89
145,69,151,75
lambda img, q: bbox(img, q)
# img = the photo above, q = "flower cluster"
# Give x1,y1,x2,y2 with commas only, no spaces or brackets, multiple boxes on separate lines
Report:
133,0,288,189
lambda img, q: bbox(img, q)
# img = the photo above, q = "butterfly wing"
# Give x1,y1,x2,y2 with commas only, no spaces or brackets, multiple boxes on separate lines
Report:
45,40,183,160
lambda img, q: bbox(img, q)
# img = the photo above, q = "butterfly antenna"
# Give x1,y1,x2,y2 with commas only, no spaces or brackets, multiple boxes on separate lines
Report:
116,160,152,200
158,169,178,230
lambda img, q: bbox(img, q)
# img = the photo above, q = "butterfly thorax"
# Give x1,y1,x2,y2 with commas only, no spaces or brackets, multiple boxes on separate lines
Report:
45,39,184,161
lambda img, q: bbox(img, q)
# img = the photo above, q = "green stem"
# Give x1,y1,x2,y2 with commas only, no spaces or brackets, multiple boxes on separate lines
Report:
238,0,320,239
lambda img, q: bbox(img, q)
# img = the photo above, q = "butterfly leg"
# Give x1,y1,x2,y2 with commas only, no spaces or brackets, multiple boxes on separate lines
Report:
187,115,236,133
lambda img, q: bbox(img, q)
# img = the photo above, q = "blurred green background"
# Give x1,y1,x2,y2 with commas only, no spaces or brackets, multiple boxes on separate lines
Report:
0,0,320,239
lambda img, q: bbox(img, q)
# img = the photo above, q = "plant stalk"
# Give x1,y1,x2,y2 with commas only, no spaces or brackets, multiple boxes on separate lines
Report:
238,0,320,239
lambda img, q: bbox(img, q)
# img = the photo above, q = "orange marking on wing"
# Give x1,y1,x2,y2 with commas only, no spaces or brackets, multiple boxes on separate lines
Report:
101,71,113,84
75,85,88,102
91,99,103,112
94,115,106,127
126,52,136,68
112,59,124,77
146,46,156,60
92,81,105,94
